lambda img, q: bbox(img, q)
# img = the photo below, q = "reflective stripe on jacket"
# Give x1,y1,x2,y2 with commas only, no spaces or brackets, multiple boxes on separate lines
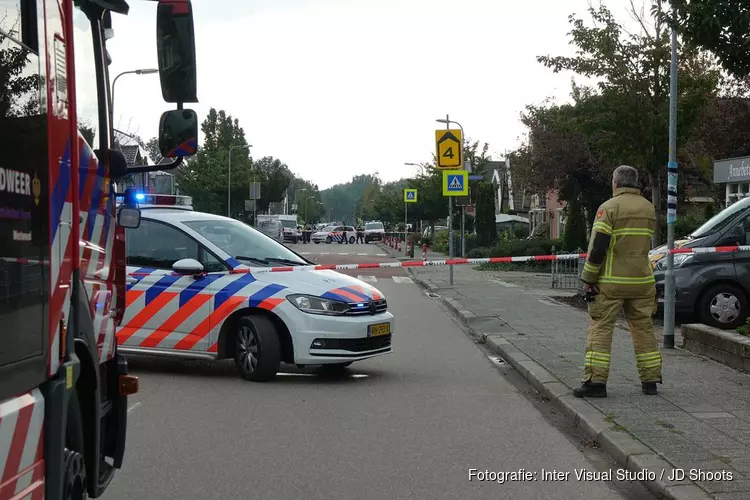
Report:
581,187,656,298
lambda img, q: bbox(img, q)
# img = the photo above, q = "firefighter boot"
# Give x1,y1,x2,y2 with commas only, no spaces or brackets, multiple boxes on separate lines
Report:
642,382,658,395
573,382,607,398
623,291,663,394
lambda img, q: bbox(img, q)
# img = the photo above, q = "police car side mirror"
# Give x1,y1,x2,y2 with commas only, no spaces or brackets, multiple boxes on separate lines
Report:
118,207,141,229
173,258,204,275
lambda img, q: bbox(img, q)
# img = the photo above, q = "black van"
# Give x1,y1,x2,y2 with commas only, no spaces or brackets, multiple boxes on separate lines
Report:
652,196,750,329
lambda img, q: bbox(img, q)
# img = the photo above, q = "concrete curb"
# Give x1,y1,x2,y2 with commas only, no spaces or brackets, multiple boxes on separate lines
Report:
436,295,714,500
484,334,713,500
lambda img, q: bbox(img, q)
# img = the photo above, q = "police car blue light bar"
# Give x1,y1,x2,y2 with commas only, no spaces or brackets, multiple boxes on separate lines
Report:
116,193,193,209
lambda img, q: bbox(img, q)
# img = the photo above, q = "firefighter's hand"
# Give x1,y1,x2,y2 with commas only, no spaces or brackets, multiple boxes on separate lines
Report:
583,283,599,294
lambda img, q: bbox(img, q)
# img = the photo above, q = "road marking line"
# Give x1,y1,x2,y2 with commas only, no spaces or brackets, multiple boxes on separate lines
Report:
321,252,330,255
490,279,520,287
127,402,142,413
339,252,349,255
357,253,367,256
376,253,387,256
300,252,310,255
392,276,413,284
357,275,377,282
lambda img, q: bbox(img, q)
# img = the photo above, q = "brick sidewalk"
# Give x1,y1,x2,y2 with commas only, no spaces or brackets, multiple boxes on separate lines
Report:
401,253,750,500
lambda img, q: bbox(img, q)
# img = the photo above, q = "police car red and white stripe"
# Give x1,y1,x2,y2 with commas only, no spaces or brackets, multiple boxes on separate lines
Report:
116,195,393,381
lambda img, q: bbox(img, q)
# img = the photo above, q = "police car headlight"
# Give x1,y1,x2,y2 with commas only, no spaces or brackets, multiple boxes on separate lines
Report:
287,294,349,315
656,254,693,271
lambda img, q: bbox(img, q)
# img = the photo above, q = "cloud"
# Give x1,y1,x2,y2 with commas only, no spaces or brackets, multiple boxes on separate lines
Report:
107,0,641,189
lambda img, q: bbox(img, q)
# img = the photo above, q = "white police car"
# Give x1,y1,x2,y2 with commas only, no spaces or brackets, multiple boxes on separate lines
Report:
116,194,393,381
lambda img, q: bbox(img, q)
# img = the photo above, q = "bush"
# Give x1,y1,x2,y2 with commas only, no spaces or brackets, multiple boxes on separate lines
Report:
467,247,491,258
432,230,480,255
476,238,563,272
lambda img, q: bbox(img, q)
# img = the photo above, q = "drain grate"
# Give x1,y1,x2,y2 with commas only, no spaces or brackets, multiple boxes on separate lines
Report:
426,292,440,298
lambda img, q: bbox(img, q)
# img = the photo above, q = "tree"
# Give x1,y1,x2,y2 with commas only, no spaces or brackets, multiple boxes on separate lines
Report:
529,3,720,243
562,199,588,251
175,108,254,217
662,0,750,78
474,182,496,247
251,156,293,214
0,24,39,119
144,137,162,164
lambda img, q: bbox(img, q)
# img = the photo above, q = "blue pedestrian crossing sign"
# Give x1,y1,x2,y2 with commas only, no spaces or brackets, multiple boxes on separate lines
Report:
442,170,468,196
404,188,418,203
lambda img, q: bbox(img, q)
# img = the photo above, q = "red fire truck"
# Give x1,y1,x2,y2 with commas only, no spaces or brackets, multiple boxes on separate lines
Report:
0,0,199,499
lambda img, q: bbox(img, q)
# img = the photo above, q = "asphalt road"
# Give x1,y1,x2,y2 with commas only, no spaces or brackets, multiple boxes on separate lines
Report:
106,243,655,500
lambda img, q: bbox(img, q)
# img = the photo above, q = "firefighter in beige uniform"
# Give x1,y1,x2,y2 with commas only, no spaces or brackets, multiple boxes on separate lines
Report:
574,165,662,398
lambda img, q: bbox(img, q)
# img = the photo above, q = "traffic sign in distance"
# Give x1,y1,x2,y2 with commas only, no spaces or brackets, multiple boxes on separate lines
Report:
435,129,462,168
404,188,418,203
442,170,468,196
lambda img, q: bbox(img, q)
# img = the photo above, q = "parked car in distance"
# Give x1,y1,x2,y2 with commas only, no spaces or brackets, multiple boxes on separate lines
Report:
364,221,385,243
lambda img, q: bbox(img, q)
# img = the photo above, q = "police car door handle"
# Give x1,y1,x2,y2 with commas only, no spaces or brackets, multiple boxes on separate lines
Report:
126,277,137,284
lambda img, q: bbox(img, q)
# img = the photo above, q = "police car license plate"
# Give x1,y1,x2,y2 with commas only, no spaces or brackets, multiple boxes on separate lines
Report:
368,322,390,337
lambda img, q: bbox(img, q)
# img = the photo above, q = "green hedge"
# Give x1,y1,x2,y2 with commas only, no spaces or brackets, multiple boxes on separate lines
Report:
432,231,480,255
477,238,563,271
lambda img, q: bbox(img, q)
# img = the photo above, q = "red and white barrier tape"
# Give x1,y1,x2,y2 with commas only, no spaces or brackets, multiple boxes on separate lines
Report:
235,244,750,274
122,244,750,276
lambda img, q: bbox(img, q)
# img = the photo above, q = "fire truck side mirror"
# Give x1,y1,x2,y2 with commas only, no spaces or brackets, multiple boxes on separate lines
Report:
159,109,198,158
118,207,141,229
156,0,198,104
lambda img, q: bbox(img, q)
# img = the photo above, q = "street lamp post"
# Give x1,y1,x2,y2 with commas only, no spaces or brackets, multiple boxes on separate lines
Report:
228,145,252,218
110,68,158,189
111,68,159,125
436,116,466,285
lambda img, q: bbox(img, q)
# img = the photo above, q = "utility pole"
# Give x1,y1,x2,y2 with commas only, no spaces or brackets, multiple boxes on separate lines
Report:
663,7,678,349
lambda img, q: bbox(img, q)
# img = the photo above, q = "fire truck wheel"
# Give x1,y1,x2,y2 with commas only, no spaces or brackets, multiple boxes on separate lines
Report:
234,315,281,382
325,236,332,244
64,391,87,500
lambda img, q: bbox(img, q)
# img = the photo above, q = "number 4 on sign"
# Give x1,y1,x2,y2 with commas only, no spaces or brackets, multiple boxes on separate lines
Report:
443,147,454,159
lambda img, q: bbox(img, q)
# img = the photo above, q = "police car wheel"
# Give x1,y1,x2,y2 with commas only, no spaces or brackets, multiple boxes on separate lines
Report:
234,315,281,382
64,390,87,500
699,284,748,330
326,237,332,244
349,236,355,244
314,241,320,244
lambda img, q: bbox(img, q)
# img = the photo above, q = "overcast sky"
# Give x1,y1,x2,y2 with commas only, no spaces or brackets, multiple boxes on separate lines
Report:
106,0,641,190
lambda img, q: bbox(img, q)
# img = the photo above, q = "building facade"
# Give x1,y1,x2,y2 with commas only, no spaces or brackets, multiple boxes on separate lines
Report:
714,155,750,205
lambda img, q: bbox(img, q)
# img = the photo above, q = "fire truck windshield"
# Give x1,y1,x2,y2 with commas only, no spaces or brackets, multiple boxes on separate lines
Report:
73,7,101,150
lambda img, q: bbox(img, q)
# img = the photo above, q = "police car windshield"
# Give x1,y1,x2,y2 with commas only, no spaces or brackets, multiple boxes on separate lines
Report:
182,220,306,265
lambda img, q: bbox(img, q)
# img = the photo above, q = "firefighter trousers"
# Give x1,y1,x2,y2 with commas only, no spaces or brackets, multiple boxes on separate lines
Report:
583,287,662,384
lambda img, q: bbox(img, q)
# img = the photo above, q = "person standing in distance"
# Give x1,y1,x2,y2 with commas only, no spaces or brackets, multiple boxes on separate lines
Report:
574,165,662,398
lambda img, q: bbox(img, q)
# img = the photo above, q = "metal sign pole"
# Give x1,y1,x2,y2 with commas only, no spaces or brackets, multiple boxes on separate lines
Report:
461,206,465,258
663,13,678,349
446,115,454,285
